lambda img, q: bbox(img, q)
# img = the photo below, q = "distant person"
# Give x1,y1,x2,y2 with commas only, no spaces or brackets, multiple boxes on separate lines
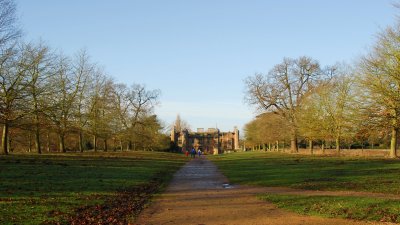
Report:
191,148,196,158
185,150,189,157
198,149,202,157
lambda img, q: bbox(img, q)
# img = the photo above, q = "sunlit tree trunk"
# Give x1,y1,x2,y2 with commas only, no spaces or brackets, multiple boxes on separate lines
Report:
93,135,97,152
290,126,298,153
336,137,340,155
34,113,41,154
309,140,313,155
2,123,9,155
390,127,397,158
290,136,298,153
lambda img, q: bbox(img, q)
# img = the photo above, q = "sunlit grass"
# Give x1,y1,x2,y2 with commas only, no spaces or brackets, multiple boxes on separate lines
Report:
260,194,400,223
210,151,400,222
211,151,400,194
0,151,186,224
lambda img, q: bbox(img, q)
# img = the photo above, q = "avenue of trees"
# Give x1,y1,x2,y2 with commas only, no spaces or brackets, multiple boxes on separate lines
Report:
0,0,169,155
244,15,400,158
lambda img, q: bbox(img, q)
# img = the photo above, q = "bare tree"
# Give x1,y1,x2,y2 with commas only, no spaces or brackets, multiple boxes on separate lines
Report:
0,0,21,48
298,68,356,155
0,46,29,154
245,56,322,153
86,69,107,152
126,84,160,150
46,53,82,152
358,22,400,158
173,114,191,132
72,49,94,152
23,42,53,154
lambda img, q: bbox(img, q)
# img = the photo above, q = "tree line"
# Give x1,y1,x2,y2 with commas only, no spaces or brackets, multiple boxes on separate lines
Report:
0,0,169,155
244,14,400,158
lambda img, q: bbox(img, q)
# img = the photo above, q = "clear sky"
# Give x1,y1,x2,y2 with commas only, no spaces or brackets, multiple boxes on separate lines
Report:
16,0,397,132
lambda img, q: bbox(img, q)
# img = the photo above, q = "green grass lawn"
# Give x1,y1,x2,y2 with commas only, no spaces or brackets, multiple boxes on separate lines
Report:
210,151,400,223
211,151,400,193
261,194,400,223
0,151,186,225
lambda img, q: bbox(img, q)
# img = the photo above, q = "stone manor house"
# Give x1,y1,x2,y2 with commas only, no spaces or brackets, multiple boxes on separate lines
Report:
170,126,240,154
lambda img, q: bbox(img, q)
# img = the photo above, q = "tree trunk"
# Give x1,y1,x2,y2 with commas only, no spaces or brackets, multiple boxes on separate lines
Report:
290,128,298,153
79,131,84,152
290,138,298,153
268,142,271,151
309,140,313,155
28,133,32,153
59,134,65,153
104,139,108,152
390,127,397,158
8,135,12,152
93,135,97,152
35,128,41,154
119,140,123,151
336,137,340,155
46,132,50,152
34,114,41,154
2,123,9,155
276,140,279,152
321,142,325,155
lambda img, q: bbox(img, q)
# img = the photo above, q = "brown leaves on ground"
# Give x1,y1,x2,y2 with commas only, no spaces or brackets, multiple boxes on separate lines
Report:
67,176,163,225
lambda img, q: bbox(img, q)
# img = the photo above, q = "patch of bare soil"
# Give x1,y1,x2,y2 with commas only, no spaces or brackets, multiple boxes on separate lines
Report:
135,157,394,225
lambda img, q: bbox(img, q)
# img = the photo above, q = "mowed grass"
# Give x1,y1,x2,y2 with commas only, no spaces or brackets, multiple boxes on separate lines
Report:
211,151,400,223
211,151,400,193
0,151,186,225
261,194,400,223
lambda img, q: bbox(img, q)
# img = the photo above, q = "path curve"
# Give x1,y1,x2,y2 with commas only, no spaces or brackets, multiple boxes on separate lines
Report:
135,157,393,225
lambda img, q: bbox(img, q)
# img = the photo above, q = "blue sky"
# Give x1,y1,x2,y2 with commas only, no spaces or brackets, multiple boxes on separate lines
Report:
17,0,397,132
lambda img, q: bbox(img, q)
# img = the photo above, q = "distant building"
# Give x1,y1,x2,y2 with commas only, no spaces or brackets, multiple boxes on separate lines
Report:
170,126,240,154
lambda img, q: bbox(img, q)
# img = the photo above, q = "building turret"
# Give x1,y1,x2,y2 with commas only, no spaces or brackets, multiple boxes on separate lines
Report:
234,126,240,150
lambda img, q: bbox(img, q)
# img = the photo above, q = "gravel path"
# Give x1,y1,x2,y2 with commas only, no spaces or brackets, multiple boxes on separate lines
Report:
135,157,393,225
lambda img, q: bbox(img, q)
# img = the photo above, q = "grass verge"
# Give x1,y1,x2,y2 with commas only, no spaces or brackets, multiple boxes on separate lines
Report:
0,151,186,225
260,194,400,223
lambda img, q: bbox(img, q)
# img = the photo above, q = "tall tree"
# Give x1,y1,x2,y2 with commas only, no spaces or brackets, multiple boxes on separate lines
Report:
0,0,21,154
46,53,82,152
358,21,400,158
0,0,21,48
298,70,355,154
173,114,190,132
86,69,107,152
126,84,160,150
245,56,322,152
0,46,28,154
72,49,94,152
23,42,52,154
